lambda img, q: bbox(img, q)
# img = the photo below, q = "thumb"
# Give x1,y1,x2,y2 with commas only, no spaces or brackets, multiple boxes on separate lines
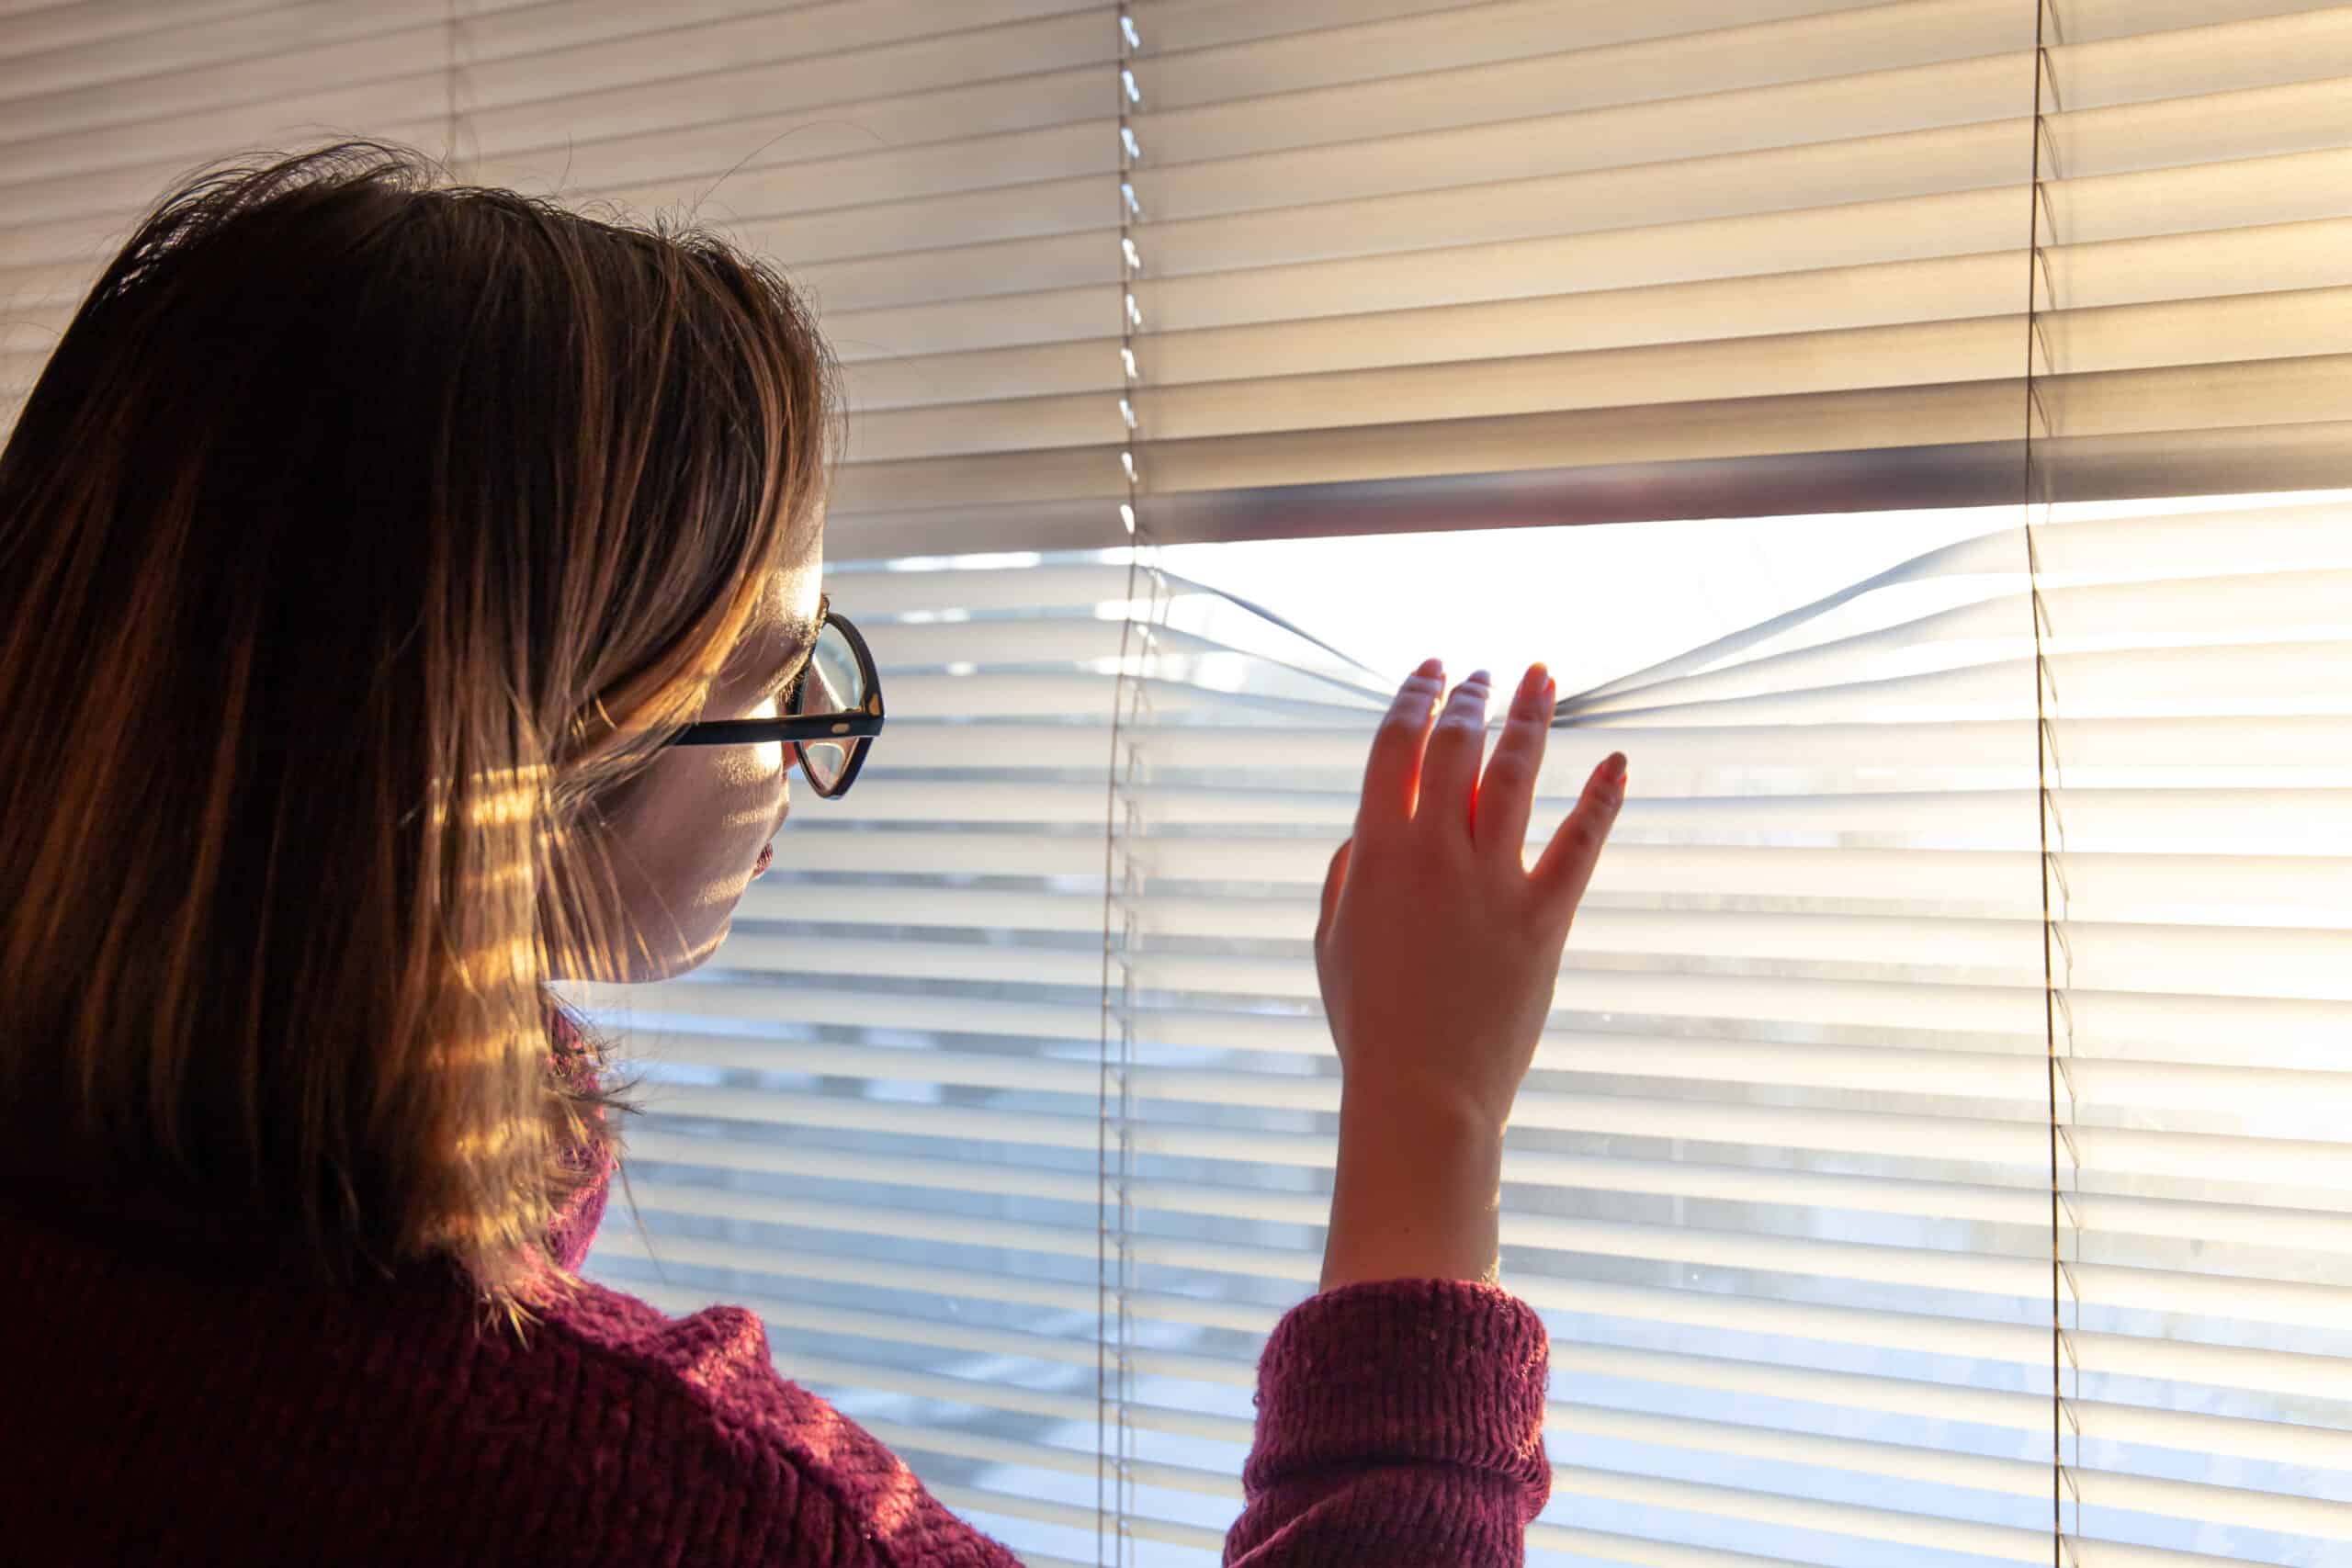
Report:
1316,836,1353,947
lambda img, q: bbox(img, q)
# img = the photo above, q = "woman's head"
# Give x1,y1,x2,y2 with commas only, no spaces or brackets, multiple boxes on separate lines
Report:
0,141,837,1326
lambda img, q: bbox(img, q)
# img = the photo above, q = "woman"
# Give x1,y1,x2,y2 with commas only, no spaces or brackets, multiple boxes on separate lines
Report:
0,144,1627,1565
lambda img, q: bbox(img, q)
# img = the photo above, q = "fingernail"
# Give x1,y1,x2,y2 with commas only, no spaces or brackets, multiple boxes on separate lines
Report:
1543,677,1556,706
1416,656,1442,678
1467,669,1490,686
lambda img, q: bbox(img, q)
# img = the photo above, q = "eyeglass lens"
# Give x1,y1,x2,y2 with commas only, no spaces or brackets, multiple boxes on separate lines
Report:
795,618,864,793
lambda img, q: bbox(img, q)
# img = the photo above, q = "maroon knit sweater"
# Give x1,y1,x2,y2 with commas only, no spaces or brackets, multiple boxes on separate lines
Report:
0,1014,1551,1564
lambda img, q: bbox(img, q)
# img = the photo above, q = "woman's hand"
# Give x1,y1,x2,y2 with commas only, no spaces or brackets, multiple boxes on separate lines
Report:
1315,658,1626,1291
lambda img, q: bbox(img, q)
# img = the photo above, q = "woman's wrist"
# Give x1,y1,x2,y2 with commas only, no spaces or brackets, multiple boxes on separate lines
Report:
1320,1083,1507,1292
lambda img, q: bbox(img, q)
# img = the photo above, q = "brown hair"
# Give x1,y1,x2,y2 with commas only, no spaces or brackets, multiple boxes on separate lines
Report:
0,141,837,1336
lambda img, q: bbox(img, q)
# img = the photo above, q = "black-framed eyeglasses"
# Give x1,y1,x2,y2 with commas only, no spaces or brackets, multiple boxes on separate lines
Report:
665,592,882,799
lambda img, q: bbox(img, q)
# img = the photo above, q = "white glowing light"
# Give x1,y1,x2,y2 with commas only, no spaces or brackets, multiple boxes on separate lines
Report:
882,550,1043,572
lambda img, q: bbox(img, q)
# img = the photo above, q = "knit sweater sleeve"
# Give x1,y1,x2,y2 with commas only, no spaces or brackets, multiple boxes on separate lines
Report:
1222,1277,1552,1566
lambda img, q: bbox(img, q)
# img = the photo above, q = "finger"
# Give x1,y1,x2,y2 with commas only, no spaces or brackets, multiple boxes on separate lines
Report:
1414,669,1493,847
1531,750,1628,922
1472,663,1554,863
1353,658,1446,846
1316,837,1352,946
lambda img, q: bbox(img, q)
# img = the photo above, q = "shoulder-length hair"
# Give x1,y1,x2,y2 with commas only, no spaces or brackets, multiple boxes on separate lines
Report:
0,142,837,1335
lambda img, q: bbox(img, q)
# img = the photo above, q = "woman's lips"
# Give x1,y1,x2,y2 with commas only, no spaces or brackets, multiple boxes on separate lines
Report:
752,841,774,876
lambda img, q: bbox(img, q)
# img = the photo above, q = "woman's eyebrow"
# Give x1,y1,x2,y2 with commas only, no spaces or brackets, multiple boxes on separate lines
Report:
760,615,820,693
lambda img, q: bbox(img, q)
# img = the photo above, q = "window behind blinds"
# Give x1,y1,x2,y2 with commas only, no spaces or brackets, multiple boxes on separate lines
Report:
1132,492,2352,1567
570,489,2352,1566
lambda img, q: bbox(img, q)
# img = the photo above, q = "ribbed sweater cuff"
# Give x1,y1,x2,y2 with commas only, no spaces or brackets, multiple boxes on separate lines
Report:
1245,1276,1551,1520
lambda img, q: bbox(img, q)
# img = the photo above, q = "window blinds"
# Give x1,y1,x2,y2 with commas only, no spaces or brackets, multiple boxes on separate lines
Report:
829,0,2352,552
3,2,2347,1563
0,0,1125,439
10,4,2351,546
